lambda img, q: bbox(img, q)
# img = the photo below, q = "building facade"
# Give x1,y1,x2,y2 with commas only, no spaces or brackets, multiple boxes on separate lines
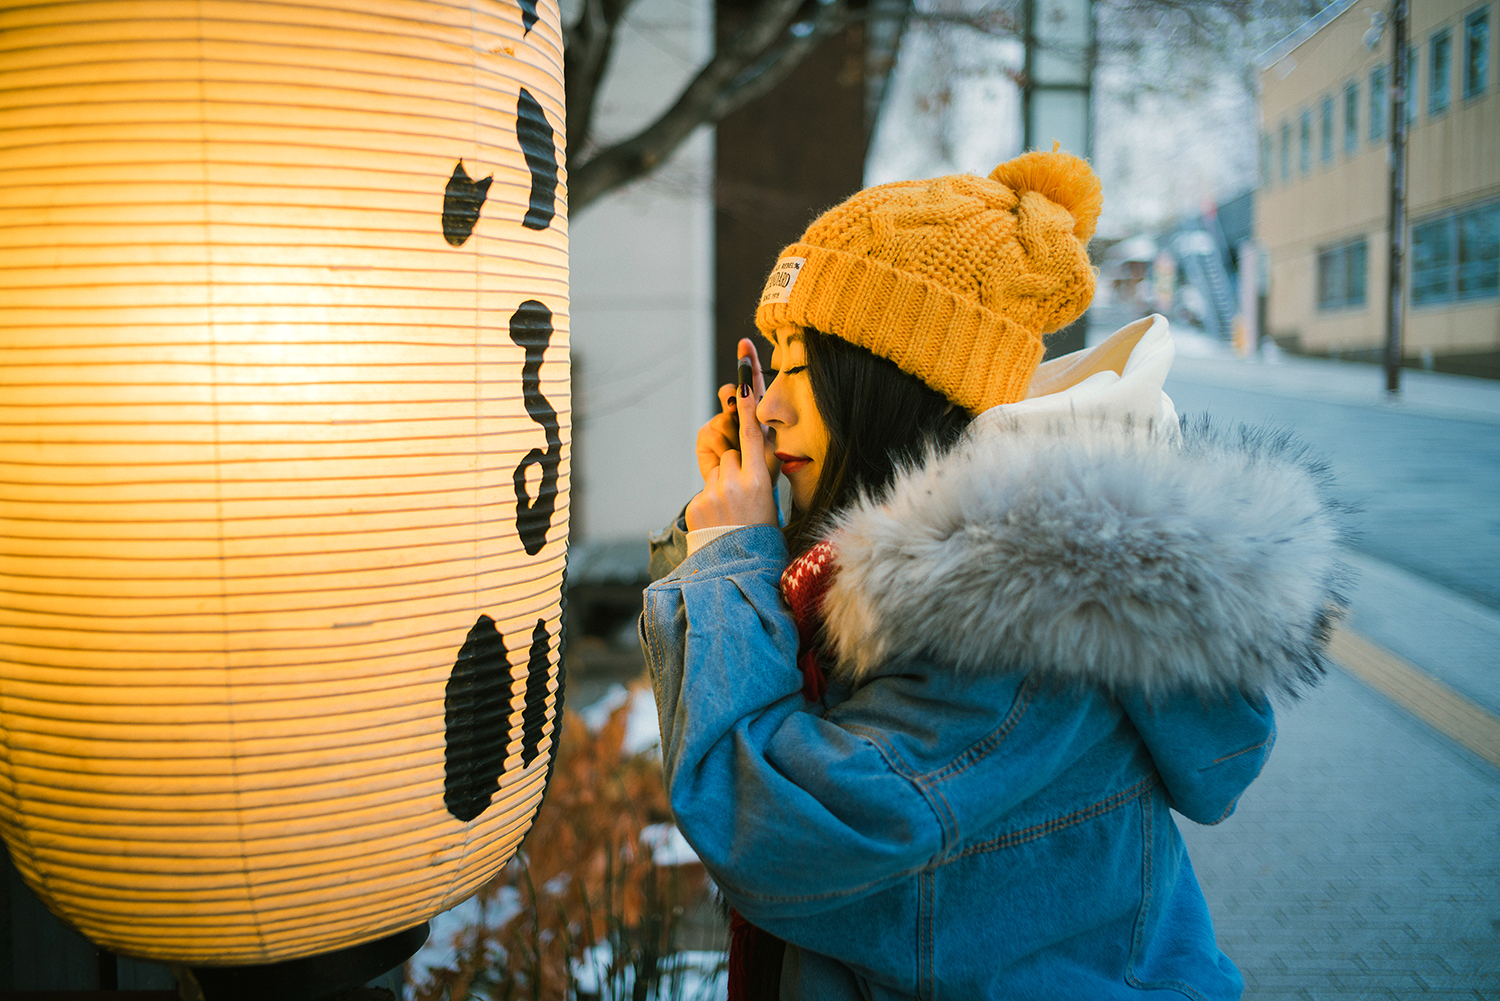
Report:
1257,0,1498,377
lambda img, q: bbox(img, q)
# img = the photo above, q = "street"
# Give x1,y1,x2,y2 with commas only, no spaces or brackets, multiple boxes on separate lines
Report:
1159,340,1500,1000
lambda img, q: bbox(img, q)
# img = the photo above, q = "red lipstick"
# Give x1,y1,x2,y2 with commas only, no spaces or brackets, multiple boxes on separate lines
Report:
775,452,811,475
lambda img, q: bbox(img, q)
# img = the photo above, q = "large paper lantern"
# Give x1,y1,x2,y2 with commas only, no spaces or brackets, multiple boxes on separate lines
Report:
0,0,569,965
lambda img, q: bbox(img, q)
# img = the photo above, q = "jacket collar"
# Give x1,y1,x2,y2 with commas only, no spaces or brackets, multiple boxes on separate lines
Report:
820,319,1348,697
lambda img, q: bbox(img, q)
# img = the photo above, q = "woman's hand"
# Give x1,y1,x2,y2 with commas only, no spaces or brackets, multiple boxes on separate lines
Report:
694,339,778,480
687,339,779,531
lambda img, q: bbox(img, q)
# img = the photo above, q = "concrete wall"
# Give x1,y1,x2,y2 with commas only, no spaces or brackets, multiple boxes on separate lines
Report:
1257,0,1499,368
567,0,714,543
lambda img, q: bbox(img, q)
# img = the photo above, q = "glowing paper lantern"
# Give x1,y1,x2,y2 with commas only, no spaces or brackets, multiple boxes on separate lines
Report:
0,0,569,965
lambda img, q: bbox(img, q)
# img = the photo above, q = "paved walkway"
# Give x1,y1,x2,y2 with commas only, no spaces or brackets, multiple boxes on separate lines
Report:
1156,335,1500,999
1178,668,1500,999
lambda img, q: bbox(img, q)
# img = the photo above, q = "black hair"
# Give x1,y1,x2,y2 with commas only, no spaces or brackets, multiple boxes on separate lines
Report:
783,329,973,556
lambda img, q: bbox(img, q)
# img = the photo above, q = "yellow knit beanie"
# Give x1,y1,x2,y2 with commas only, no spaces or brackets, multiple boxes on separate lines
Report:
755,149,1102,413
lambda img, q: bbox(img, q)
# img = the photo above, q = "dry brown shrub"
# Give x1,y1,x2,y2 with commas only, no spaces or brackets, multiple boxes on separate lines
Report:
410,691,717,1001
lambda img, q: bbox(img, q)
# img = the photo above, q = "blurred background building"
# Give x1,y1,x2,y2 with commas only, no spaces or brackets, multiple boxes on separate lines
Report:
566,0,715,545
1257,0,1498,377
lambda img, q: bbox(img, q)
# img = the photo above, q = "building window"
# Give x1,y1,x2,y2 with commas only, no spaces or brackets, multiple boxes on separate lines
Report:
1299,108,1312,174
1280,119,1292,181
1317,239,1368,310
1458,203,1500,297
1412,217,1454,303
1320,95,1335,163
1466,8,1490,98
1370,65,1388,140
1344,81,1359,154
1430,28,1453,115
1411,201,1500,304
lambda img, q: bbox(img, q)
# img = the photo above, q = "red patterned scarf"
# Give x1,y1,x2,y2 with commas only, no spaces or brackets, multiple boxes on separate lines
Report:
726,540,837,1001
779,539,836,702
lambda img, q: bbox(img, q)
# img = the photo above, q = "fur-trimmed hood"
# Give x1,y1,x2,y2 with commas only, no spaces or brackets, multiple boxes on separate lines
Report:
821,320,1348,697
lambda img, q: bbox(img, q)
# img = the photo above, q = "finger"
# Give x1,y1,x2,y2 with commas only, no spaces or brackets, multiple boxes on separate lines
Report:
736,338,779,479
696,439,722,480
735,375,766,474
711,412,739,452
738,338,768,398
697,413,739,479
718,382,736,413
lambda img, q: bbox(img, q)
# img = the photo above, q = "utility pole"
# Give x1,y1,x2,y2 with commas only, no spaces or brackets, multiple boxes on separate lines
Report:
1022,0,1094,158
1385,0,1409,395
1023,0,1095,358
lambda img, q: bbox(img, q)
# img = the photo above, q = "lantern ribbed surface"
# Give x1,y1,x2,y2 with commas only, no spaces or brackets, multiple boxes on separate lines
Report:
0,0,570,965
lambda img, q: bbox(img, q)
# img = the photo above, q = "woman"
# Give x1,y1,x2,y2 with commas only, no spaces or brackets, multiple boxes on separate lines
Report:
642,150,1344,1000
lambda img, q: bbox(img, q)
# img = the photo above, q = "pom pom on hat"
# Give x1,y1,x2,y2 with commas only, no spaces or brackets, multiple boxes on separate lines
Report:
989,146,1103,243
755,149,1102,413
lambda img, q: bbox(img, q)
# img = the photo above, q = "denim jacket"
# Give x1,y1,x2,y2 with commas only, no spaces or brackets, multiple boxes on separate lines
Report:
642,414,1344,1001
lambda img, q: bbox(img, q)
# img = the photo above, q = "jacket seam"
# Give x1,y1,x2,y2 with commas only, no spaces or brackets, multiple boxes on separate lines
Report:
640,595,668,717
1125,789,1212,1001
1210,733,1274,766
714,860,933,906
843,723,958,848
651,555,789,589
919,869,934,1001
944,774,1158,860
1210,797,1241,825
843,723,917,777
1127,790,1154,986
923,674,1040,784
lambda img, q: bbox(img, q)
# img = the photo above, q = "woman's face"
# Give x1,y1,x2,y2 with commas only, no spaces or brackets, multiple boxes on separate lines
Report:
757,325,829,513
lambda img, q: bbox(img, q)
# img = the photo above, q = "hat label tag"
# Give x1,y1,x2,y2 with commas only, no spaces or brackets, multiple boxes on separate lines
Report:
760,256,806,306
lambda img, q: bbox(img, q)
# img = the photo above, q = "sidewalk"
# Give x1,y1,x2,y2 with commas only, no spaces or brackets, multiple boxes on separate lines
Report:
1179,544,1500,998
1152,331,1500,998
1158,333,1500,712
1178,668,1500,999
1168,345,1500,426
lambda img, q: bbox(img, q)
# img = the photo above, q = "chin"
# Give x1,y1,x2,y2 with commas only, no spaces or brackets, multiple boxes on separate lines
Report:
787,479,816,514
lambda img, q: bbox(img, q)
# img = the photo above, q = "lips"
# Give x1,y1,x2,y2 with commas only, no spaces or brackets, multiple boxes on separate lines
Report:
775,452,811,475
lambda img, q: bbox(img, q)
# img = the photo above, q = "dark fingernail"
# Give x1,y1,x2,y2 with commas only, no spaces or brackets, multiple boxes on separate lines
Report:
739,381,750,398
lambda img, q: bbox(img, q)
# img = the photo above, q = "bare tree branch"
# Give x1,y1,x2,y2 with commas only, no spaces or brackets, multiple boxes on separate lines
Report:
901,1,1021,39
564,0,641,158
562,0,1315,213
567,0,851,211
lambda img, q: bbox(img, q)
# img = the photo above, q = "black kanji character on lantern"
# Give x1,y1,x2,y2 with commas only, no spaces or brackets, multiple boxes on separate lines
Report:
510,299,560,556
442,160,493,247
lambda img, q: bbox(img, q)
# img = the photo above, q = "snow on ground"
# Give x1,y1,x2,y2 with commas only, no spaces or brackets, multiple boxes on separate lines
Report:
580,681,663,757
573,941,727,1001
408,885,525,985
407,684,690,996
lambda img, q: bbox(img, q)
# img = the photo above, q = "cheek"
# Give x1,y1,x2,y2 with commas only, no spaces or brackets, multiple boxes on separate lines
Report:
796,389,828,459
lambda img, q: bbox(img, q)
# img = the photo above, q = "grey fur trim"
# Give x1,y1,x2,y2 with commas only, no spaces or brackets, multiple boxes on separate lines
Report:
821,415,1350,697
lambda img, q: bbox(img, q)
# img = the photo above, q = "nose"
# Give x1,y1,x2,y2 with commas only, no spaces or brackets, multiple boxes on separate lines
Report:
756,376,788,427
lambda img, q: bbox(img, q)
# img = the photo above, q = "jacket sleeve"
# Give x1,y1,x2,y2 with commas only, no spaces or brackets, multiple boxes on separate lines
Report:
647,507,690,581
1116,687,1276,825
639,526,947,921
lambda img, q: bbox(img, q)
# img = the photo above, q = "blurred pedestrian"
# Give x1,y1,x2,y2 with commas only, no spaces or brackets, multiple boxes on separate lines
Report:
643,150,1345,1000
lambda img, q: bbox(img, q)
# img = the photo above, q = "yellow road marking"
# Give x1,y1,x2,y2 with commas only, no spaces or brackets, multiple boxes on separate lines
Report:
1328,624,1500,769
